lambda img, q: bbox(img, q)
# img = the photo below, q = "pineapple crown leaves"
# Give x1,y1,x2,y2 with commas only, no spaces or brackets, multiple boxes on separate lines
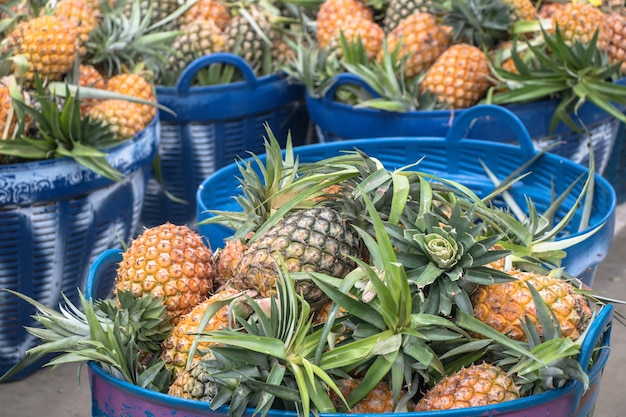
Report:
308,191,470,410
192,262,349,417
85,0,183,77
486,25,626,133
392,201,512,316
0,76,127,181
0,288,173,390
443,0,514,49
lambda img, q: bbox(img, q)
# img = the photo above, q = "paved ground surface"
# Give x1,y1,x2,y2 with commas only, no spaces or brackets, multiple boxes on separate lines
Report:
1,206,625,417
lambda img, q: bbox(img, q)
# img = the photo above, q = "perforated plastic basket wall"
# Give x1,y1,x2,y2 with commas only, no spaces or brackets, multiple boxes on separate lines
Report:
306,73,626,174
603,123,626,203
0,117,159,382
141,53,310,229
197,105,616,287
84,248,613,417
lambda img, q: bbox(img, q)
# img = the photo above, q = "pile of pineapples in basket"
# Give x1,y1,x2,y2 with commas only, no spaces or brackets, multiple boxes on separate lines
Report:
1,130,616,415
2,0,626,414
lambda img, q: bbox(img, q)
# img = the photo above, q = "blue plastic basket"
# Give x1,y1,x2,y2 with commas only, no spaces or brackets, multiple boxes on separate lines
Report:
84,248,613,417
603,123,626,203
197,105,616,287
306,73,626,174
0,117,159,382
141,53,311,229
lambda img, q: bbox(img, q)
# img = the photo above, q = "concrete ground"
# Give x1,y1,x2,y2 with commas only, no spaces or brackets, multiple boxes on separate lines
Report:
1,207,625,417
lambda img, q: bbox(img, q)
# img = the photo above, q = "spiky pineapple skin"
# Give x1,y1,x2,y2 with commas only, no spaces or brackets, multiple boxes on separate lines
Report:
331,378,400,413
115,223,216,324
552,2,610,50
471,270,592,341
415,363,520,411
53,0,98,57
168,358,219,401
106,73,156,126
382,12,452,79
76,64,106,114
223,5,272,71
0,15,79,84
161,288,241,376
233,207,361,303
181,0,231,30
326,16,385,61
606,12,626,74
419,43,491,108
316,0,374,48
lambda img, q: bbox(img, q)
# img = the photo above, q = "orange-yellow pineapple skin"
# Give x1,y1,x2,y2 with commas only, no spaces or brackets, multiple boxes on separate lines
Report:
327,16,384,60
105,73,157,126
330,378,400,413
53,0,98,57
415,363,520,411
0,84,18,139
316,0,374,48
552,2,610,50
181,0,230,30
76,64,106,114
161,288,241,376
420,43,491,109
472,270,592,341
116,223,216,324
606,13,626,75
0,15,79,84
382,12,451,79
88,99,147,139
502,0,537,21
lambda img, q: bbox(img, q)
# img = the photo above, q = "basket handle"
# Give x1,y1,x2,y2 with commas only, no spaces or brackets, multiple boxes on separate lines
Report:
577,303,613,373
85,249,123,301
175,52,259,94
445,104,537,158
322,73,381,101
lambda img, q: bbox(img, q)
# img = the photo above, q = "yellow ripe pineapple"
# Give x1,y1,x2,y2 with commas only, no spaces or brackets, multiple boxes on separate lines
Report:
552,2,610,50
88,99,149,139
415,363,520,411
161,287,247,377
501,0,537,21
316,0,374,49
180,0,230,30
606,12,626,74
419,43,491,108
471,269,592,341
0,15,79,84
115,223,216,324
381,12,452,79
327,16,384,61
215,237,248,287
76,64,106,114
105,72,156,127
330,379,402,413
0,82,21,140
53,0,98,57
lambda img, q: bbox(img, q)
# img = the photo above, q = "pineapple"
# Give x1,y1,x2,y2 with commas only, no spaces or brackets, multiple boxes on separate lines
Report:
552,1,610,50
75,64,106,114
471,269,593,341
415,363,520,411
161,19,226,86
501,0,537,21
330,379,403,413
419,43,491,108
215,236,248,286
161,287,251,376
606,12,626,74
222,4,273,73
0,77,23,140
382,11,452,79
0,15,79,84
382,0,446,32
233,206,362,303
115,223,216,324
316,0,374,48
326,16,385,61
180,0,230,30
88,72,157,139
53,0,98,57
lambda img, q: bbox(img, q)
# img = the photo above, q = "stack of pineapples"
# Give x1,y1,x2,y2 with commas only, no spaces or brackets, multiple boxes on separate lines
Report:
289,0,626,131
0,0,311,179
1,131,616,415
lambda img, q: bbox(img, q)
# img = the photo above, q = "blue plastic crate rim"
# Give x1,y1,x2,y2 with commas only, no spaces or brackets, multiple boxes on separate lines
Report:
85,248,613,417
196,105,616,285
0,116,159,382
305,73,626,173
155,53,306,123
